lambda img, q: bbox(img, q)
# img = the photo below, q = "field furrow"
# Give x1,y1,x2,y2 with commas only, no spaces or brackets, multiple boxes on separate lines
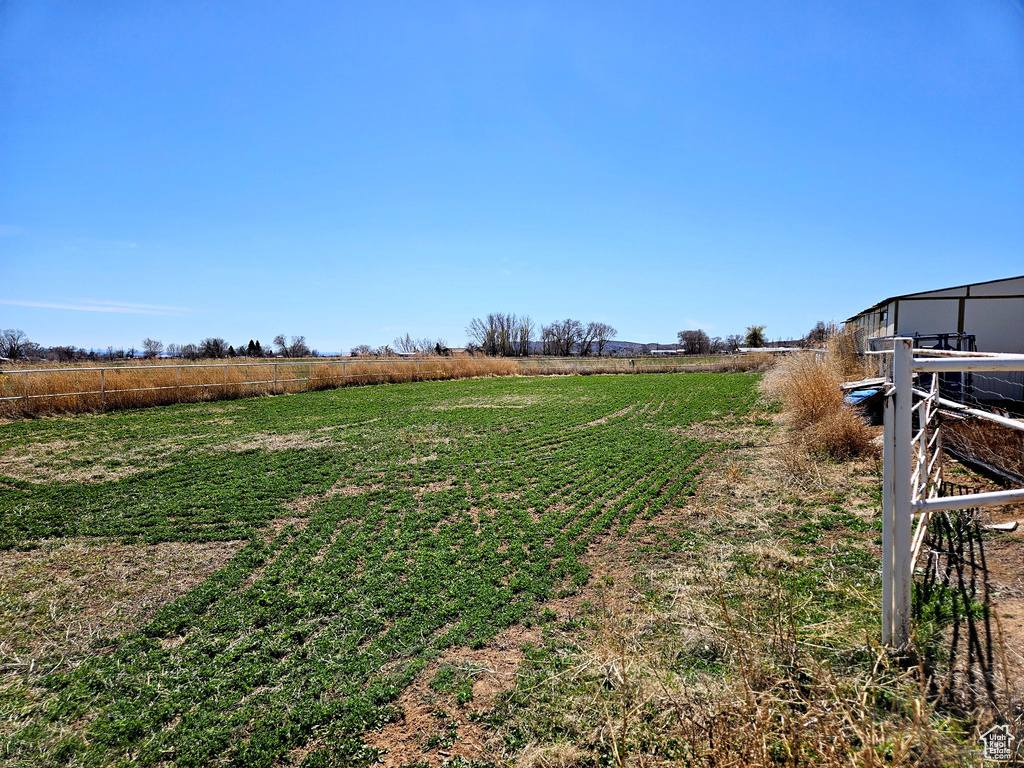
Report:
0,372,761,766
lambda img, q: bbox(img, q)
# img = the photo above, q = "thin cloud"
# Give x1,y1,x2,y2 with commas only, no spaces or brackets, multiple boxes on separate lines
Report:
685,318,715,330
0,224,24,236
75,299,190,312
0,299,192,316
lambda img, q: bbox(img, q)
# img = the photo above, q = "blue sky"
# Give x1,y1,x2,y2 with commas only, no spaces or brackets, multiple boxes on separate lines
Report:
2,1,1022,353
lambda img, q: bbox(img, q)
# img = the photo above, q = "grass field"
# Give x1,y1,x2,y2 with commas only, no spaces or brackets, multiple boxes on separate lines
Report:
1,373,769,766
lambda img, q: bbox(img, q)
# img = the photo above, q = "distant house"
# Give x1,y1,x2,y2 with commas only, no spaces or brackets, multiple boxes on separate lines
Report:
845,274,1024,403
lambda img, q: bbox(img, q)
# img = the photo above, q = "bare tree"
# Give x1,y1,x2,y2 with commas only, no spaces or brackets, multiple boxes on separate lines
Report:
724,334,743,353
677,329,711,355
0,329,30,361
350,344,374,357
466,313,533,356
395,335,449,356
514,316,534,356
181,343,201,360
540,324,556,356
51,345,77,363
272,334,310,357
199,337,228,358
166,343,182,358
805,320,837,347
541,319,584,356
393,333,418,354
466,317,495,355
273,334,288,356
288,336,310,357
578,323,599,356
590,322,618,356
141,338,164,358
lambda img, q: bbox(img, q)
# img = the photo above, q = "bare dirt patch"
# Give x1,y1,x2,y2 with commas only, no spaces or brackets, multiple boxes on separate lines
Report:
668,419,765,446
0,538,242,664
362,541,643,767
580,404,635,428
329,481,386,498
980,532,1024,697
0,438,184,484
403,453,439,466
363,624,552,766
212,431,339,453
263,516,312,540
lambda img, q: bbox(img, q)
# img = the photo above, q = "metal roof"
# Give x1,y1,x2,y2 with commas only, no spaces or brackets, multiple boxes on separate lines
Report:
845,274,1024,323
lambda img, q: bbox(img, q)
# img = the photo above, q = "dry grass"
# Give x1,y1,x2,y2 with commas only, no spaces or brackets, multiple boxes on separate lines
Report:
943,416,1024,485
760,343,877,459
0,539,241,664
715,351,778,373
0,355,767,420
502,573,968,768
0,357,523,419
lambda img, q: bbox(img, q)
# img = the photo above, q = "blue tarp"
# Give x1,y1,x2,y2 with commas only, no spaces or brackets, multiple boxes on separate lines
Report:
845,388,880,405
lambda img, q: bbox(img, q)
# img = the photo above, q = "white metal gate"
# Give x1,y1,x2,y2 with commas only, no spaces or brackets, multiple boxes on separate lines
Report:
880,338,1024,648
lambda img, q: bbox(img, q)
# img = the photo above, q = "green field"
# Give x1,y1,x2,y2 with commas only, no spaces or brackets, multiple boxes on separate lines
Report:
0,373,761,766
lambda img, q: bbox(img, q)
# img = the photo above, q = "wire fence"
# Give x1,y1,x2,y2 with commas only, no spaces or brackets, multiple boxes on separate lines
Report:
0,354,752,418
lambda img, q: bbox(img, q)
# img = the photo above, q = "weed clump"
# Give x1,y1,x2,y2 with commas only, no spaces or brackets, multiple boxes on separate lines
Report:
760,341,877,459
494,569,970,768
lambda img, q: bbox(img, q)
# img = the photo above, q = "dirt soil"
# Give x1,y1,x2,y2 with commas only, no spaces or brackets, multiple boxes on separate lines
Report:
944,458,1024,697
0,538,243,664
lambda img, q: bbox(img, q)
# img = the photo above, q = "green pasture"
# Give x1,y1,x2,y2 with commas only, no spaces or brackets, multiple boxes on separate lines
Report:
0,373,760,766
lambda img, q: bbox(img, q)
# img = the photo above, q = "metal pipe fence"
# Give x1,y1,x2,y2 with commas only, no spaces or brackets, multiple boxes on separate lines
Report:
878,339,1024,649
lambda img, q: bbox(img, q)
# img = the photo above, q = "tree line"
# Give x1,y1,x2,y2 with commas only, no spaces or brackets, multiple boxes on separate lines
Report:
0,329,318,364
0,319,839,366
463,314,619,357
141,334,315,360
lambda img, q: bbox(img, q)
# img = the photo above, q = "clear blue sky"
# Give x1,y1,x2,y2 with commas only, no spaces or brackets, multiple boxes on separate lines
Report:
2,1,1022,353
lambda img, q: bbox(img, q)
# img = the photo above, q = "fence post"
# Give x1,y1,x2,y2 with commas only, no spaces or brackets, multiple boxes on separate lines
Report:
23,372,29,413
881,377,895,645
308,363,312,391
101,369,106,410
274,364,278,394
885,337,913,649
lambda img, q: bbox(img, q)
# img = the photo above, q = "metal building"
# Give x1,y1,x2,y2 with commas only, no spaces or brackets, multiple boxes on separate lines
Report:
846,274,1024,404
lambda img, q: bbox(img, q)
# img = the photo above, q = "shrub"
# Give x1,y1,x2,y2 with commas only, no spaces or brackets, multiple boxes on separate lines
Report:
761,349,877,458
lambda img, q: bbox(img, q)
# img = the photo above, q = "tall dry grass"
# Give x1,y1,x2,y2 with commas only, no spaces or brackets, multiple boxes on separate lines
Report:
0,354,765,419
760,333,877,458
0,357,522,419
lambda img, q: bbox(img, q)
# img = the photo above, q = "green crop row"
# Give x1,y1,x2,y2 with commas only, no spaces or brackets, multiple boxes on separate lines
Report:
0,373,760,766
